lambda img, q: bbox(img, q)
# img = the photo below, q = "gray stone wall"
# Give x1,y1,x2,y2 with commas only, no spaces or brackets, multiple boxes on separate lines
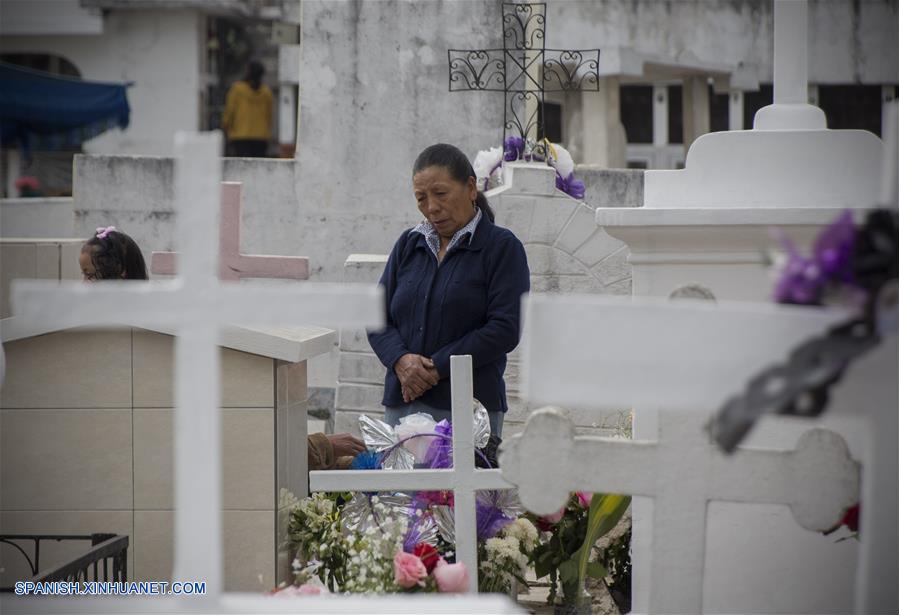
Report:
73,155,300,272
291,0,504,283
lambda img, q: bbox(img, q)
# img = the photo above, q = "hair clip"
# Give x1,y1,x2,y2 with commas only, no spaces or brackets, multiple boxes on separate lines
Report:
96,226,117,239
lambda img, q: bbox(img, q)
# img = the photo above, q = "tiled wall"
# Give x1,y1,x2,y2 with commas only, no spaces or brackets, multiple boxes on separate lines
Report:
0,328,308,591
0,239,82,318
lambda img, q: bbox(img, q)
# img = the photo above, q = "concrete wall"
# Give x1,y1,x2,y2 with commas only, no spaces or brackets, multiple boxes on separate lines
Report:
0,238,82,318
0,10,204,156
548,0,898,84
72,155,298,269
292,0,504,281
1,198,75,238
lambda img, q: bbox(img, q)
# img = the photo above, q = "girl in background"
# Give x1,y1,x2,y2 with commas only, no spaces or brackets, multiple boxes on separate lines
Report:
79,226,148,281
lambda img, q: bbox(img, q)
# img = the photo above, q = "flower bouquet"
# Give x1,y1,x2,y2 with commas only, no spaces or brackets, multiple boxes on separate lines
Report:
279,406,536,596
530,492,630,613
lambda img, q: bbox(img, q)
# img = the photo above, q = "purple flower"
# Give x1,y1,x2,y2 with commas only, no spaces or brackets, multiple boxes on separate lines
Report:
813,209,856,283
476,499,513,541
555,172,585,200
773,250,825,305
423,420,453,469
772,210,860,306
503,136,525,162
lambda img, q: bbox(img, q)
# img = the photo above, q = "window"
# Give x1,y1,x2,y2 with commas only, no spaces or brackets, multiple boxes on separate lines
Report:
743,84,773,129
818,85,882,136
538,101,563,143
0,53,80,77
620,85,653,144
668,85,683,144
709,85,730,133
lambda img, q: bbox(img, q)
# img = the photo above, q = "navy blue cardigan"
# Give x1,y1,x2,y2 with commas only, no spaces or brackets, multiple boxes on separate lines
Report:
367,216,530,413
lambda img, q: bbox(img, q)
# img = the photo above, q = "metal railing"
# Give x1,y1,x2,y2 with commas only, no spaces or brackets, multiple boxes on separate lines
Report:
0,533,128,592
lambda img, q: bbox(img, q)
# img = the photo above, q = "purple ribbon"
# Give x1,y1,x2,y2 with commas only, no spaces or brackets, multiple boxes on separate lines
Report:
773,209,860,305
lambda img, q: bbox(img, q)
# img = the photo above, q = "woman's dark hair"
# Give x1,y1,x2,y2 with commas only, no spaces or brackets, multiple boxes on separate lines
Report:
83,230,148,280
245,60,265,90
412,143,496,223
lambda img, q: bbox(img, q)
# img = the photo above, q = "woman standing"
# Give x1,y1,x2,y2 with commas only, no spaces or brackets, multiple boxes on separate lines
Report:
221,60,272,157
368,143,530,438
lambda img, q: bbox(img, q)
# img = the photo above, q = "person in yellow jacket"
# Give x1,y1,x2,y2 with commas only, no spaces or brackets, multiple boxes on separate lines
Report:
222,60,273,157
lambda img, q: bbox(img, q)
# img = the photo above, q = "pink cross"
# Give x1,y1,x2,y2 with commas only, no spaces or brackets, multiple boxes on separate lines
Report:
151,182,309,281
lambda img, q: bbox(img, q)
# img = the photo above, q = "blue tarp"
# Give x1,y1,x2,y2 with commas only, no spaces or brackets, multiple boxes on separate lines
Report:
0,62,132,150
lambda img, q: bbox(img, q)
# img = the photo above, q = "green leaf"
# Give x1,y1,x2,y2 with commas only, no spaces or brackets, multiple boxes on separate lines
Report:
585,560,608,579
574,494,631,595
534,558,553,580
558,559,579,585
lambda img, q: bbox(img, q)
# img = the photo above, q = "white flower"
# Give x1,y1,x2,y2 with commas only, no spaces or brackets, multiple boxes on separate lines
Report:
473,146,504,189
548,143,575,178
504,518,539,550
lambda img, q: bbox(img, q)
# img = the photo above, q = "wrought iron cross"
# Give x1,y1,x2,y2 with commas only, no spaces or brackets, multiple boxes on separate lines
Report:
448,2,600,143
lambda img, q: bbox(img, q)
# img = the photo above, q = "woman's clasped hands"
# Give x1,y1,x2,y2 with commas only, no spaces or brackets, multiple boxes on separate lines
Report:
394,353,440,402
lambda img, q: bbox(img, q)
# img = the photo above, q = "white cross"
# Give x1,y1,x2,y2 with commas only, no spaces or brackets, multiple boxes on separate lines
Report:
772,0,807,106
501,407,859,614
150,181,309,282
755,0,825,130
512,293,895,614
8,131,381,604
309,355,515,593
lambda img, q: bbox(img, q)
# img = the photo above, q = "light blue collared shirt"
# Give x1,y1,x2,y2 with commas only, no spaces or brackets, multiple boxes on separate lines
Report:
410,206,483,260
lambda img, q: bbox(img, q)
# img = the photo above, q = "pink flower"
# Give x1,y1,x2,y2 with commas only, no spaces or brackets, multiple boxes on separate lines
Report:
296,583,328,596
393,551,427,589
14,176,39,190
433,558,470,593
576,492,593,508
536,506,566,531
271,583,329,596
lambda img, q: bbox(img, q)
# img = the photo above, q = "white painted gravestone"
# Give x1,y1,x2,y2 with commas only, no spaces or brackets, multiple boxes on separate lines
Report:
502,407,859,614
1,132,519,613
311,355,514,593
507,294,887,614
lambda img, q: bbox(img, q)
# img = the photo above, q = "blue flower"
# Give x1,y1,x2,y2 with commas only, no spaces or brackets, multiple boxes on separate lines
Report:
349,451,382,470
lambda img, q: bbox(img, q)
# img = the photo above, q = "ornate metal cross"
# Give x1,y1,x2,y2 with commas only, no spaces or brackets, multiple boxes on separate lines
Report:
448,2,600,143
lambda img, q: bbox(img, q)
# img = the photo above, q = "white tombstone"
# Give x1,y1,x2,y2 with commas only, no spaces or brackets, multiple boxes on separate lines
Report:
0,132,519,614
510,293,892,614
502,404,859,614
590,0,895,611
